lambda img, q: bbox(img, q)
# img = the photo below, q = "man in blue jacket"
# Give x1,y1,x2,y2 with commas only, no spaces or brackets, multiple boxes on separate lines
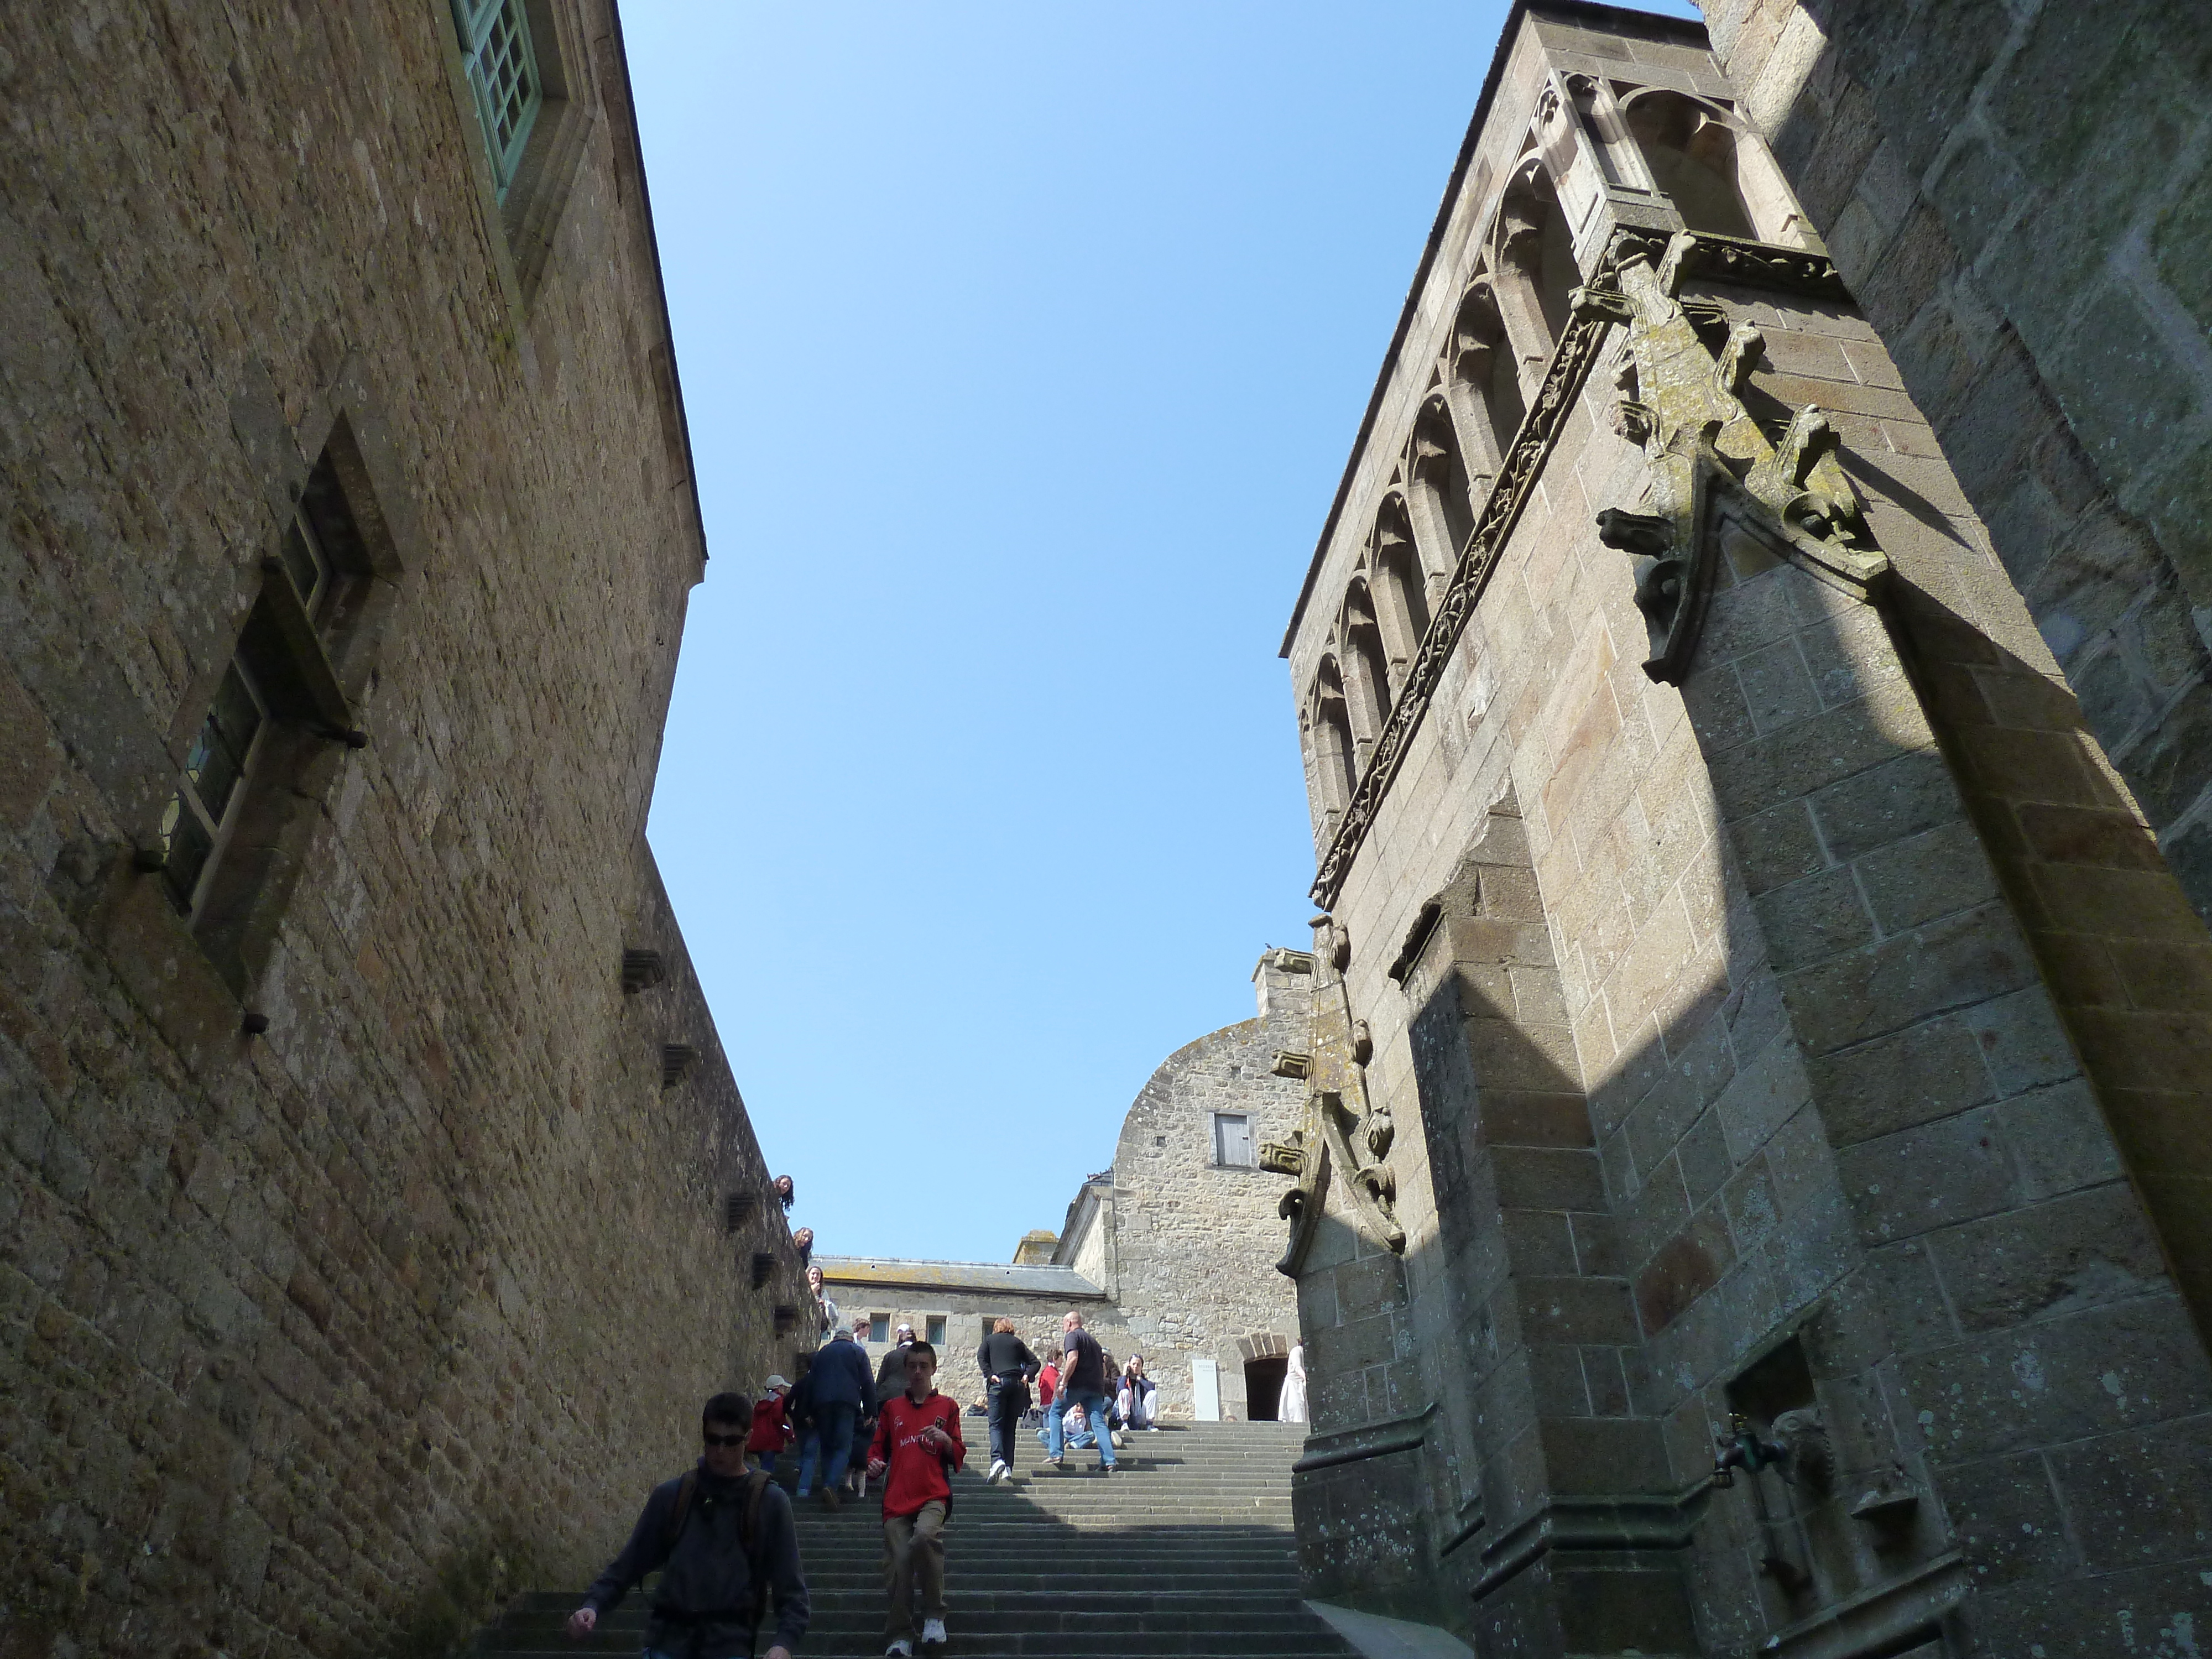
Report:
566,1392,808,1659
796,1318,875,1509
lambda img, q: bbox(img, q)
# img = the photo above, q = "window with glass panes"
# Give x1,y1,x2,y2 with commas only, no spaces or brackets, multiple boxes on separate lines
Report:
158,473,358,919
450,0,542,201
925,1316,946,1346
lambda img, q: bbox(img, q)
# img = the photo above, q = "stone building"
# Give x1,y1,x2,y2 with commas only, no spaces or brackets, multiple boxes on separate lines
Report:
0,5,811,1658
1272,3,2212,1656
821,948,1309,1422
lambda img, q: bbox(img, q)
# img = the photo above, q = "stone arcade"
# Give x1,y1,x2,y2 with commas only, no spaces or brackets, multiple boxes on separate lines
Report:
0,4,811,1656
1274,3,2212,1656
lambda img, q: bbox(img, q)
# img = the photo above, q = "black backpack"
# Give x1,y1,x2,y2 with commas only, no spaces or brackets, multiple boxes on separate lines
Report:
656,1468,776,1644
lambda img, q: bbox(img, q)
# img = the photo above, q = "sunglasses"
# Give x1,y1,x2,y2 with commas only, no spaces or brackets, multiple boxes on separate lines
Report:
702,1431,744,1448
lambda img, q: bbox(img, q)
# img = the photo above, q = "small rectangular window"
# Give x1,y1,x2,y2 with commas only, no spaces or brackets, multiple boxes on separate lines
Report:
450,0,543,201
926,1316,946,1346
869,1314,889,1343
1214,1113,1255,1168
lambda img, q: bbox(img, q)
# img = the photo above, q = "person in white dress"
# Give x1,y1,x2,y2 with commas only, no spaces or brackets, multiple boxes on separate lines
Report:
1277,1342,1309,1424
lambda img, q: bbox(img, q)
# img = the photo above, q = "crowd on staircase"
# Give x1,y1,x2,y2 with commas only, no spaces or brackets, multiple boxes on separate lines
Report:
543,1281,1331,1659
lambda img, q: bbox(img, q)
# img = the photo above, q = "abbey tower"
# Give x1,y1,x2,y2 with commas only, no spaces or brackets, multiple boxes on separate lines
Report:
1269,3,2212,1655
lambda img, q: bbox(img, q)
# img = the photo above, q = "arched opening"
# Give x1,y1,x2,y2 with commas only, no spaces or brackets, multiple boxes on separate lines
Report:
1411,396,1477,560
1624,91,1757,239
1311,660,1358,815
1451,275,1524,467
1244,1354,1288,1421
1372,496,1432,660
1493,163,1578,381
1344,582,1394,739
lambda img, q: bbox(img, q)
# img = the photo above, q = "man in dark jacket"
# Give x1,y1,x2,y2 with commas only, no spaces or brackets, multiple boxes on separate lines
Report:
973,1318,1040,1484
873,1323,917,1411
566,1392,808,1659
797,1319,876,1509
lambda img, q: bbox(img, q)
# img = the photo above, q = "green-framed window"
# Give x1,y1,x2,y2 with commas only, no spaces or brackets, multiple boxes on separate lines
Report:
450,0,542,201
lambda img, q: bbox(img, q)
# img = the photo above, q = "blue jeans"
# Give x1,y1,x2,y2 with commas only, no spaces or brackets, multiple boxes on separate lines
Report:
796,1400,858,1494
1047,1390,1114,1465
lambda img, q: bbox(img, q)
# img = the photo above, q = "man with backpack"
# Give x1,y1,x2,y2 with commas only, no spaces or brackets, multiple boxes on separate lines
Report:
565,1391,809,1659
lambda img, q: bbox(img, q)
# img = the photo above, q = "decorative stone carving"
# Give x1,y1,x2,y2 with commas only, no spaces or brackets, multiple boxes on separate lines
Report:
1586,233,1891,683
1770,1407,1833,1493
1598,492,1716,686
1716,320,1764,393
1270,1050,1312,1079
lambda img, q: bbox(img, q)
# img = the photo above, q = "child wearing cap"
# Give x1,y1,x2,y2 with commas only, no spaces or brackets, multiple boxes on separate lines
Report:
748,1375,795,1473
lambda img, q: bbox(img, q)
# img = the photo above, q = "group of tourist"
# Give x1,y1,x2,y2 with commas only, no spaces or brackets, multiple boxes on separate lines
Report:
561,1308,1216,1658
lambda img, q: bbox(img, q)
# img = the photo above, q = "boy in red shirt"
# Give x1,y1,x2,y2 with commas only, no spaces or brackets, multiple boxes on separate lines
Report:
866,1340,964,1656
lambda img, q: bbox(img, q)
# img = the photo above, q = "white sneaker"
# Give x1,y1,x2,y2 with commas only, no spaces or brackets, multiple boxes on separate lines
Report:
885,1644,914,1657
987,1458,1008,1484
922,1617,948,1645
1111,1430,1127,1448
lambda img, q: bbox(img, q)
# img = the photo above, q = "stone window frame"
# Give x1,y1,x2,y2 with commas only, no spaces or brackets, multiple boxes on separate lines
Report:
1612,85,1812,249
141,360,413,1004
435,0,596,312
450,0,545,202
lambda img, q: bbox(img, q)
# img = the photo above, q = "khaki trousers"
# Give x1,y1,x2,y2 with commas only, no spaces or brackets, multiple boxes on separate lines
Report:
882,1498,948,1641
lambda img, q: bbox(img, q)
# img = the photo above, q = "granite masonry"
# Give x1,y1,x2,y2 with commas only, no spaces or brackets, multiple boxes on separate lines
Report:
0,6,808,1659
821,950,1310,1423
1272,4,2212,1656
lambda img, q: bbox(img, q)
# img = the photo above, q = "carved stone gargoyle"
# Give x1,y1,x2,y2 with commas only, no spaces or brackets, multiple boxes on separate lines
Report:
1589,234,1891,682
1261,1090,1405,1277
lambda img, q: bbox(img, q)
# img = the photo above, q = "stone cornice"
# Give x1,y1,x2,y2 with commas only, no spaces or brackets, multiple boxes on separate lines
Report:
1306,232,1856,910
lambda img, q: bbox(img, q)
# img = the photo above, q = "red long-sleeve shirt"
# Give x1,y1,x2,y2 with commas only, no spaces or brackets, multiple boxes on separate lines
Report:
869,1390,965,1518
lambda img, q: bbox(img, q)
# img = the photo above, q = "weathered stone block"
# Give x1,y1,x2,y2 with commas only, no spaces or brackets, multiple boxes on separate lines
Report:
1780,902,2039,1056
1929,1183,2171,1335
1754,863,1875,971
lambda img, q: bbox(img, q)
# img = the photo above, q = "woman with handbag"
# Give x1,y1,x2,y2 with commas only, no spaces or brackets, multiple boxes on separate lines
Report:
974,1317,1041,1485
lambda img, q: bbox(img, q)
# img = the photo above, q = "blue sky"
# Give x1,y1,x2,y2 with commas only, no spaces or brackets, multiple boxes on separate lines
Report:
630,1,1699,1262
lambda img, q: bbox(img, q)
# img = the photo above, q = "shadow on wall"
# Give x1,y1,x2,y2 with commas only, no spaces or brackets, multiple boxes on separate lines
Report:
1292,483,2212,1654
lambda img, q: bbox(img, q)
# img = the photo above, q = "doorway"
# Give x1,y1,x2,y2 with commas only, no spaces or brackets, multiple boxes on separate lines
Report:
1244,1355,1288,1421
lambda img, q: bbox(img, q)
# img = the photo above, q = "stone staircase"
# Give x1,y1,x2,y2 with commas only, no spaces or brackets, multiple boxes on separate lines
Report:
481,1421,1360,1657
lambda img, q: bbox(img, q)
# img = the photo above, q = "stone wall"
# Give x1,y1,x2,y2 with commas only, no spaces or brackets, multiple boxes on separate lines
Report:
1089,952,1311,1422
813,1264,1126,1423
0,4,808,1657
1276,5,2212,1652
1693,0,2212,917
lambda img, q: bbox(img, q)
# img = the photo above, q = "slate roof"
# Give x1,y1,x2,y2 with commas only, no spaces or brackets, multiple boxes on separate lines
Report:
816,1255,1107,1298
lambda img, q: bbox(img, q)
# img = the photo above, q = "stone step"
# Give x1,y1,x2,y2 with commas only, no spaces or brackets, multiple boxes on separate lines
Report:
478,1425,1348,1659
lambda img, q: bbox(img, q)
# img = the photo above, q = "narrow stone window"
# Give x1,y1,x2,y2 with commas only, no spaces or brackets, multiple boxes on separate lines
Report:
450,0,544,202
1213,1112,1256,1168
925,1315,947,1346
1312,660,1359,813
1623,91,1757,240
869,1313,889,1343
153,441,378,985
